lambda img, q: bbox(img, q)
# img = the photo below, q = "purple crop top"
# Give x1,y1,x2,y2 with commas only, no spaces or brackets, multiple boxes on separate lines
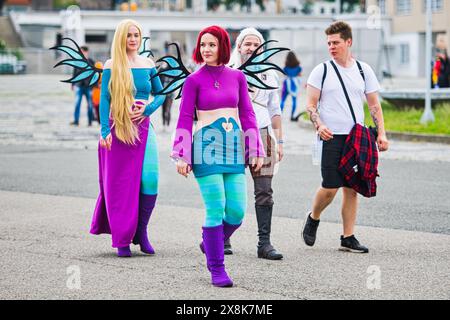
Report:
171,65,265,164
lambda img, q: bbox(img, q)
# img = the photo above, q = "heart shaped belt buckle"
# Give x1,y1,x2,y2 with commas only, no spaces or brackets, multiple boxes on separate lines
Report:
222,120,233,132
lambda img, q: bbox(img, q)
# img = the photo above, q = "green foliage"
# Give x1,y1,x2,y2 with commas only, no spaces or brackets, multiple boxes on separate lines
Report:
10,48,23,60
302,100,450,136
53,0,79,9
365,101,450,136
0,39,23,60
0,39,6,53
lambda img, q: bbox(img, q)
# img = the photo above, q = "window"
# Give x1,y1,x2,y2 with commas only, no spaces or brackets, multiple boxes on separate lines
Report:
423,0,443,12
85,34,107,43
378,0,386,14
396,0,411,15
400,44,410,64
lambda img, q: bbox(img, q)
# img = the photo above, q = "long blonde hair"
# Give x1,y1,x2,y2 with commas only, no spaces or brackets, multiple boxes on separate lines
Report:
109,19,142,145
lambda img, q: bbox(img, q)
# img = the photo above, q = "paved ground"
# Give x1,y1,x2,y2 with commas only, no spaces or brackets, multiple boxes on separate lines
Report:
0,75,449,300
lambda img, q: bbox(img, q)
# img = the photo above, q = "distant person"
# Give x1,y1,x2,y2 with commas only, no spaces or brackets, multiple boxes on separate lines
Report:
280,51,302,121
91,61,104,124
70,46,94,126
432,49,450,88
158,62,174,131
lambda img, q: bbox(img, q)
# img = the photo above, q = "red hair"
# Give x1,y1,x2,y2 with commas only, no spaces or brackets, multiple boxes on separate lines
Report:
192,25,231,65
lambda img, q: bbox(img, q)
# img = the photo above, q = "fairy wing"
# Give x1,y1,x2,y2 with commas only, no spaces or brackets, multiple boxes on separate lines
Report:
151,42,191,99
49,38,103,87
237,40,289,90
139,37,154,58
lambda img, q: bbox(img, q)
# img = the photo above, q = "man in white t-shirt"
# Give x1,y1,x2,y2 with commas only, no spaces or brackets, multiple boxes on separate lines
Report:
302,21,389,253
227,28,284,260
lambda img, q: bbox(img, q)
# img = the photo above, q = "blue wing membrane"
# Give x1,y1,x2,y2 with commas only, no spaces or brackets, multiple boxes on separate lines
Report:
238,40,289,90
49,37,103,87
139,37,154,58
152,42,191,99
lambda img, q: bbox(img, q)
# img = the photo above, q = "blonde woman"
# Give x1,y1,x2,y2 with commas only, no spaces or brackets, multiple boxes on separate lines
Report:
90,19,165,257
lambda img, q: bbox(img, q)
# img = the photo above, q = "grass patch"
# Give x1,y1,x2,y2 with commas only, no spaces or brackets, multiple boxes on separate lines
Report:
365,101,450,136
301,101,450,136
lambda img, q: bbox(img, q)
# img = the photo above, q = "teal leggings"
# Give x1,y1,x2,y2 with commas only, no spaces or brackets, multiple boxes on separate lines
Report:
141,123,159,195
196,173,247,227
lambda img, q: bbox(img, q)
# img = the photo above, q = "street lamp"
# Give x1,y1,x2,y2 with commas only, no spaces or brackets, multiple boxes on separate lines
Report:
421,0,435,124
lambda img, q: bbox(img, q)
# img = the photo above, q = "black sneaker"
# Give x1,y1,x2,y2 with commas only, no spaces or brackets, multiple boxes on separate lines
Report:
302,212,320,246
339,235,369,253
70,121,79,126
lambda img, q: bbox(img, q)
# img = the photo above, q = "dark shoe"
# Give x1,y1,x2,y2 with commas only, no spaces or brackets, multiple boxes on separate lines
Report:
257,244,283,260
255,204,283,259
202,225,233,287
302,212,320,246
255,204,272,247
70,121,79,126
339,235,369,253
200,221,240,255
224,238,233,255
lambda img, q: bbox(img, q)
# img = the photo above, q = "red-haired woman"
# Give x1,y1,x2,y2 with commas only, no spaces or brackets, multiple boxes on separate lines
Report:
171,26,265,287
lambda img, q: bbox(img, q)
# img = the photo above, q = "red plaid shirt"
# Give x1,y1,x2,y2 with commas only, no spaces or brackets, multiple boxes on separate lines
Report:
338,124,379,198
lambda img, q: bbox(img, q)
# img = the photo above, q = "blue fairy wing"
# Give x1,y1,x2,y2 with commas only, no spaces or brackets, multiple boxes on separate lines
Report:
152,42,191,99
139,37,154,58
238,40,289,90
49,37,102,87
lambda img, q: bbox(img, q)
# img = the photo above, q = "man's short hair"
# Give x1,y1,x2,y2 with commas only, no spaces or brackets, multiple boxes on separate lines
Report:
81,46,89,52
325,21,352,41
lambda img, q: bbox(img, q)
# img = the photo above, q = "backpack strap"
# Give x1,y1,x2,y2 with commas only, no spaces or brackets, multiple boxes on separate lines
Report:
318,62,327,103
356,60,366,92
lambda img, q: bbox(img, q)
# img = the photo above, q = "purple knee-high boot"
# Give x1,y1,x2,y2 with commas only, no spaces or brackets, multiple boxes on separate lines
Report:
132,193,157,254
202,225,233,287
200,220,241,254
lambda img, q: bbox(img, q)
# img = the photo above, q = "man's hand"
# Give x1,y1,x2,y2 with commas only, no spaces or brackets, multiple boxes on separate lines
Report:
277,143,284,162
251,157,264,172
377,133,389,152
317,124,333,141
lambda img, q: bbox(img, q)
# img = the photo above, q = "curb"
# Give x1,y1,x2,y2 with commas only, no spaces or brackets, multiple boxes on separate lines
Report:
297,119,450,145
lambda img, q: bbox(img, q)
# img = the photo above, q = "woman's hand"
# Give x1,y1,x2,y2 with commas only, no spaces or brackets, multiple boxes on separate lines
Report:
130,102,146,123
176,158,191,178
100,133,112,151
251,157,264,172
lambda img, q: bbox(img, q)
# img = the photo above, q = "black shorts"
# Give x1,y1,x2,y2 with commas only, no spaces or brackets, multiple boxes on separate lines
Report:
321,134,349,189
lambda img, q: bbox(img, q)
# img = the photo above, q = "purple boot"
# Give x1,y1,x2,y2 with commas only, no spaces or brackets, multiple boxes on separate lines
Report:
117,246,132,257
133,193,157,255
202,225,233,287
200,220,241,254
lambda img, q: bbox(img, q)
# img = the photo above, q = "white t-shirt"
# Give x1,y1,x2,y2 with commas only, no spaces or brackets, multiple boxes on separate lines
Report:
307,59,380,134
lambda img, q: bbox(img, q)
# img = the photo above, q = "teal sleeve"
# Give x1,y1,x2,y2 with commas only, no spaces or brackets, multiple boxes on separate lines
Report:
99,69,111,139
143,68,166,117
